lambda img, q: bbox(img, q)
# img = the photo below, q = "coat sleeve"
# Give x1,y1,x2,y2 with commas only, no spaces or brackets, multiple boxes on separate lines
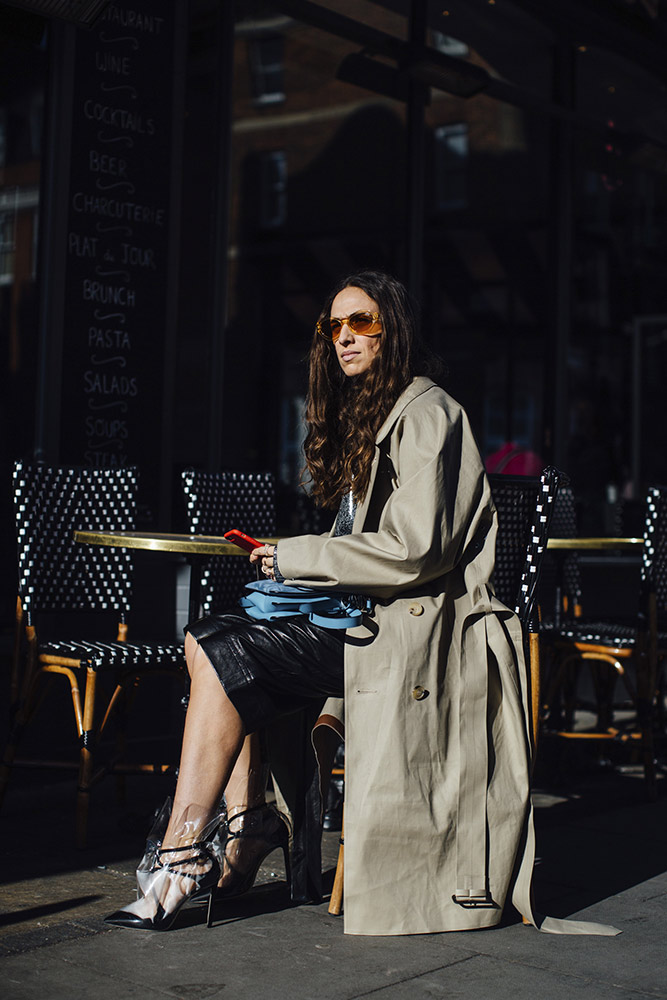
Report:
276,395,493,598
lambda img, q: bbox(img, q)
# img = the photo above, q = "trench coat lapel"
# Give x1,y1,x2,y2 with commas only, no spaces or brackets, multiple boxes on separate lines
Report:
353,377,435,530
375,376,434,445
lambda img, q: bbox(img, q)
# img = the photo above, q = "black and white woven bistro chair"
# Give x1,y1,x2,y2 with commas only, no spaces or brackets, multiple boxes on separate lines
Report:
537,485,629,733
1,461,185,847
542,484,584,626
181,468,277,617
543,485,667,797
488,466,563,749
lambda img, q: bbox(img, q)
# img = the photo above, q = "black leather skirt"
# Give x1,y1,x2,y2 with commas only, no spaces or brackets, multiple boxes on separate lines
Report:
185,609,345,734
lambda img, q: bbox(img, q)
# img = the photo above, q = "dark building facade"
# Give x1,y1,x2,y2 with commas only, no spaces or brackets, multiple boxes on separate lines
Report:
3,0,667,617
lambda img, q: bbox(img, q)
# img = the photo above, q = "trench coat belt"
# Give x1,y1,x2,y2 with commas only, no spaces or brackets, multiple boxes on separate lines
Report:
454,605,622,935
454,605,501,906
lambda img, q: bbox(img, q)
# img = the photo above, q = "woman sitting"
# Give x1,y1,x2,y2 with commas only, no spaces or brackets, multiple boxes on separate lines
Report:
106,269,542,935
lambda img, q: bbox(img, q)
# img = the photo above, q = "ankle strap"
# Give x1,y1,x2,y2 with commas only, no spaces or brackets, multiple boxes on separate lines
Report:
226,804,270,824
156,840,216,881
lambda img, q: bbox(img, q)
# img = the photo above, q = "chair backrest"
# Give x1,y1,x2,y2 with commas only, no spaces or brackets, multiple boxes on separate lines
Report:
642,485,667,621
544,483,583,616
181,469,276,616
13,461,137,619
489,467,562,628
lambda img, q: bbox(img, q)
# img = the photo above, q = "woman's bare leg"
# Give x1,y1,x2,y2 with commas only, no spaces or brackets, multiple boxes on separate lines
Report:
179,634,281,891
162,633,247,846
105,634,248,926
223,733,266,816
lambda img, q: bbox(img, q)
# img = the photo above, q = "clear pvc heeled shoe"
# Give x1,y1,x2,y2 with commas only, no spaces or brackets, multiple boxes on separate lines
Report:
193,804,291,913
105,810,224,931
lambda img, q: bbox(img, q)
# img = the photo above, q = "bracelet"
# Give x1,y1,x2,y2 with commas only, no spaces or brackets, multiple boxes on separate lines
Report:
272,544,285,582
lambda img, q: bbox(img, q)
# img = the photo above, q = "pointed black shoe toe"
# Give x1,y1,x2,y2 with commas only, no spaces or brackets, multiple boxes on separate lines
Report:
104,905,166,930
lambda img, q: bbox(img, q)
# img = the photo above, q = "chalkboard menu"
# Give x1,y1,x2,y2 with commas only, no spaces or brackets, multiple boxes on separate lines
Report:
60,1,175,518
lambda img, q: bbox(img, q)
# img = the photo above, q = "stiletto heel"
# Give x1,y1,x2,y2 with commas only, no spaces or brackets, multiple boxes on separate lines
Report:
200,804,292,920
282,841,292,892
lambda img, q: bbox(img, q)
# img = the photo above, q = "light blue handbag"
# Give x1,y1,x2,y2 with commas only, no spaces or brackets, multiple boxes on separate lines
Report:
239,579,370,629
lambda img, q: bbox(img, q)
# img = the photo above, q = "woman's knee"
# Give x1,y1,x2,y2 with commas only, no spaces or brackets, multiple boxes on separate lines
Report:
195,651,229,697
184,630,199,675
185,631,217,683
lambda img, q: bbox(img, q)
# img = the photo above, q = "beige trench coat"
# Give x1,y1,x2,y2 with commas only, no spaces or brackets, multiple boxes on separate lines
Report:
276,377,536,935
277,377,617,938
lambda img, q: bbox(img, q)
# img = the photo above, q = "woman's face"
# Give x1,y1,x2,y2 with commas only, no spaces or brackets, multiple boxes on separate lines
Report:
330,286,382,377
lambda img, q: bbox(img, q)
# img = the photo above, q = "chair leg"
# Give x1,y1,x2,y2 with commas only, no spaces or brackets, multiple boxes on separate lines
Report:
76,666,99,849
637,662,658,800
591,663,615,732
529,632,541,757
101,681,131,805
328,807,344,916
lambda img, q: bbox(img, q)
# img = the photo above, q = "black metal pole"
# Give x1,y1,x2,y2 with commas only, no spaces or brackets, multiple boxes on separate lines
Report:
159,0,187,526
208,0,235,471
34,20,75,463
545,40,575,469
406,0,428,301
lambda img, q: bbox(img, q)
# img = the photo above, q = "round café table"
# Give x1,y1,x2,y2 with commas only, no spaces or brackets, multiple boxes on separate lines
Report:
74,530,280,622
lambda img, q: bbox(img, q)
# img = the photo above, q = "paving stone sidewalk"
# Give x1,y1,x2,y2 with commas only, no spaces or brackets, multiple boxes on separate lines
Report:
1,754,666,1000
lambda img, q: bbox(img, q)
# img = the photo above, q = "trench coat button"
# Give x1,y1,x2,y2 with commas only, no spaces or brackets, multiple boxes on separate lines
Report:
408,602,424,616
412,686,428,701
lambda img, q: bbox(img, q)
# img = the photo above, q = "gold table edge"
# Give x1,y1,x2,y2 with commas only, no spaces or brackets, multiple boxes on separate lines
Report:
74,530,281,555
547,537,643,550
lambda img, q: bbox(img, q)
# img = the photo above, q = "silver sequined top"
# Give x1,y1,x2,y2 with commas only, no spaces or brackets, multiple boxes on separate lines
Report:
273,490,356,582
333,490,357,536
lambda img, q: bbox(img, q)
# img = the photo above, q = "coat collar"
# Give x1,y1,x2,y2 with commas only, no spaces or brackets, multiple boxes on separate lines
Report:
352,377,436,530
374,376,435,445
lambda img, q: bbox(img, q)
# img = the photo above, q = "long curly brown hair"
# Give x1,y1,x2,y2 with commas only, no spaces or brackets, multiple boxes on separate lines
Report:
304,270,441,509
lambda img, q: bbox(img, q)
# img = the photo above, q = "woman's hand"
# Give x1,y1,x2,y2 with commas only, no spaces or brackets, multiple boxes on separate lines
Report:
250,544,277,580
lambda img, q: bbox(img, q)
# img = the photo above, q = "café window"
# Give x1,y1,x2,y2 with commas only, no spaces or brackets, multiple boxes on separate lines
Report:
434,122,468,211
258,149,287,229
249,35,285,106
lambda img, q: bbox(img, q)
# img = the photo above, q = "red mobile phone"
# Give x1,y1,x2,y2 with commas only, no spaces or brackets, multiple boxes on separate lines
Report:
223,529,263,553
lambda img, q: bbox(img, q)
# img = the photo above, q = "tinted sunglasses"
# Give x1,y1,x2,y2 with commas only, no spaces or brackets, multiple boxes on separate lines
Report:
316,310,381,342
